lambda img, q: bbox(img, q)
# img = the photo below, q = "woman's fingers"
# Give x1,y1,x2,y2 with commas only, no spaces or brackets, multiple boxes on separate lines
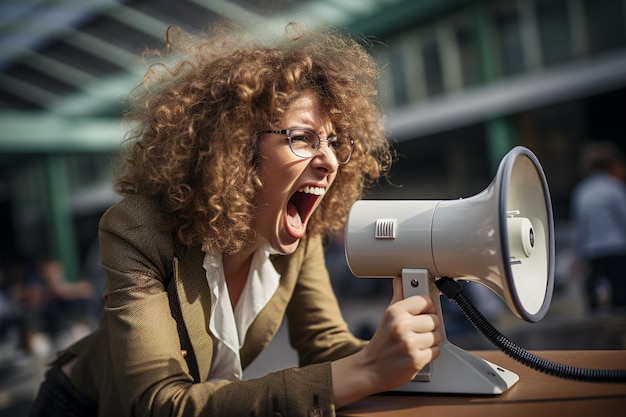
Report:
389,294,437,317
410,312,440,333
357,292,445,393
390,276,404,304
410,328,442,350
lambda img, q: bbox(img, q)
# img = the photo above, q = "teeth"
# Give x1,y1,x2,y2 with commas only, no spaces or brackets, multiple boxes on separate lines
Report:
299,185,326,196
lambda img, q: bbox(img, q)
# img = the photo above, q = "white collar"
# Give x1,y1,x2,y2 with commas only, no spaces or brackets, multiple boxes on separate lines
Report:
202,246,280,380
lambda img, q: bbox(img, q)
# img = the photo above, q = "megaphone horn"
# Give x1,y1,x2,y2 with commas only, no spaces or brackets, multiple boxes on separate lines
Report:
345,146,555,322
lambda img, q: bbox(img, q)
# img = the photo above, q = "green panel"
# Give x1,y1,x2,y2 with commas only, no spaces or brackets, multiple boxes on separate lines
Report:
348,0,472,38
470,0,500,82
43,155,79,282
0,113,124,153
486,117,517,174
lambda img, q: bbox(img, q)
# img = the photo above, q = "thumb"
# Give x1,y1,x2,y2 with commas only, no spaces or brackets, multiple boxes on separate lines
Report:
390,276,404,304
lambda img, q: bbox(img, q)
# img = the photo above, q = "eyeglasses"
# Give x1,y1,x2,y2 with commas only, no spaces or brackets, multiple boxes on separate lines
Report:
262,128,354,165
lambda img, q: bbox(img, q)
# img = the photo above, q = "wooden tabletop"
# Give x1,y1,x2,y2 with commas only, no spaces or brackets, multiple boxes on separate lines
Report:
338,350,626,417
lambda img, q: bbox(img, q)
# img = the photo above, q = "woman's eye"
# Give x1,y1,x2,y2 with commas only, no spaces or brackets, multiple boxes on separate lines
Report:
291,134,310,143
329,137,342,148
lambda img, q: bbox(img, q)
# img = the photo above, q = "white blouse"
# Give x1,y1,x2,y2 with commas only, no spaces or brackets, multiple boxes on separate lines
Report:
202,246,281,381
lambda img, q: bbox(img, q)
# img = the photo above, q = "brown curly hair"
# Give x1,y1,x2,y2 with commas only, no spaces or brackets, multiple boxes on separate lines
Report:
116,23,394,254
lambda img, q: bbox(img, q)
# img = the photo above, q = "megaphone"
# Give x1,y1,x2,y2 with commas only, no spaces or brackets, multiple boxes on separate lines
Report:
345,146,555,394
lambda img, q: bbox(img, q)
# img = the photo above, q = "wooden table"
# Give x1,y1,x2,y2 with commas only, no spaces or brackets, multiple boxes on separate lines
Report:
338,350,626,417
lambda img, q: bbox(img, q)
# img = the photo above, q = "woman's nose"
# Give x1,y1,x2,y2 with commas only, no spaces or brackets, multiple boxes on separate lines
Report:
311,140,339,172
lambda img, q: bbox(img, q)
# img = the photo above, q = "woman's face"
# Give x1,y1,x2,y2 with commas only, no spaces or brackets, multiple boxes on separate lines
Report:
255,93,339,255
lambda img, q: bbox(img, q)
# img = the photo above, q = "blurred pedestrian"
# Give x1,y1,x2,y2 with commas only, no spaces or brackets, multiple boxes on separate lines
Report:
36,257,93,341
571,141,626,311
0,259,41,354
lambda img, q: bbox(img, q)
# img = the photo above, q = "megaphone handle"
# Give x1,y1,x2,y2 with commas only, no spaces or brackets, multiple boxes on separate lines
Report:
401,268,448,382
401,268,430,298
401,268,448,339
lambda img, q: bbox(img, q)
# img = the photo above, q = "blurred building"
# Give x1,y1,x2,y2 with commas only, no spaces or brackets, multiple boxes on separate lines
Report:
365,0,626,213
0,0,625,282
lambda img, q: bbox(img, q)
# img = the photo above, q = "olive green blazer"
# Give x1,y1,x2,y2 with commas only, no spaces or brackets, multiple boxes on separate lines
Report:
57,194,365,417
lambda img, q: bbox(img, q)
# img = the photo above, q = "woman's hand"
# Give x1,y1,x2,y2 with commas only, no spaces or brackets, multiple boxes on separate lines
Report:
331,277,441,408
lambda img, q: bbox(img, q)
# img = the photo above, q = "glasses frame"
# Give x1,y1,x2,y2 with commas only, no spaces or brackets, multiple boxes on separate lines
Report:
262,128,353,165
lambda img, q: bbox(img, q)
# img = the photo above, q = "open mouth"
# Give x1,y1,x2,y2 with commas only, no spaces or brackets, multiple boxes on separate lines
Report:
285,185,325,238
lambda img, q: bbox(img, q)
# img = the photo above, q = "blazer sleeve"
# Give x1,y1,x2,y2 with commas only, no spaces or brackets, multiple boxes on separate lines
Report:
286,234,367,366
98,195,339,417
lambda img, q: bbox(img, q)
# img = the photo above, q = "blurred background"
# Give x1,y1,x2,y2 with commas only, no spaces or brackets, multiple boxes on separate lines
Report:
1,0,625,414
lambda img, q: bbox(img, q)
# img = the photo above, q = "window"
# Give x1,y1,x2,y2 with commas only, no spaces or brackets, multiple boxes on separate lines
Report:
422,36,444,97
584,0,626,54
536,0,573,65
494,1,525,75
455,19,480,87
390,48,409,105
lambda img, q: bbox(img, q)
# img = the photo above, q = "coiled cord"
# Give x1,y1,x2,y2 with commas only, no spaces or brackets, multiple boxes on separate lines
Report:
435,277,626,383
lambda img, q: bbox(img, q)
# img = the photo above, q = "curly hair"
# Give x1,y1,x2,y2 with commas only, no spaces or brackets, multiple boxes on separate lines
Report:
116,22,394,254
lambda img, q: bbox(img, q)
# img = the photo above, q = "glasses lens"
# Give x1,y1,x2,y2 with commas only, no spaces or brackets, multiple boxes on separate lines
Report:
287,129,353,164
288,130,318,159
331,137,353,164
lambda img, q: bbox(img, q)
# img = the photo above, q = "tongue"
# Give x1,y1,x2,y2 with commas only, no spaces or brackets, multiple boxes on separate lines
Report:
286,200,305,236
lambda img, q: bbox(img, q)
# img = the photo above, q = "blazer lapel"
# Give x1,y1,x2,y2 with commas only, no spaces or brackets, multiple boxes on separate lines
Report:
240,250,302,368
173,246,214,382
173,241,304,376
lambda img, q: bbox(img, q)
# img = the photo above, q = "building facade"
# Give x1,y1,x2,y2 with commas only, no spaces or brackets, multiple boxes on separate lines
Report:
1,0,624,281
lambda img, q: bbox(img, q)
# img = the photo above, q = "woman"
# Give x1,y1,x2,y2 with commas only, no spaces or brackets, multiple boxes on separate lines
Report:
29,23,440,416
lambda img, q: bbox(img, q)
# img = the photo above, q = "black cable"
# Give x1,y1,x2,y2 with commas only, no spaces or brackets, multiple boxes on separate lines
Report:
435,276,626,383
